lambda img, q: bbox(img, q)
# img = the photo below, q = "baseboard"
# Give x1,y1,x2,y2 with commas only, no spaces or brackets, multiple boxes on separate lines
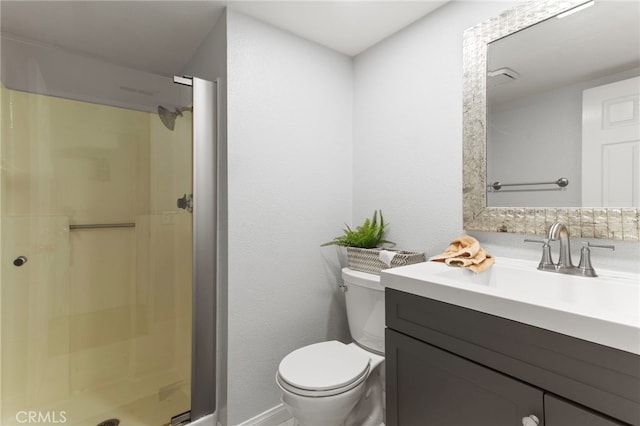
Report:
237,404,291,426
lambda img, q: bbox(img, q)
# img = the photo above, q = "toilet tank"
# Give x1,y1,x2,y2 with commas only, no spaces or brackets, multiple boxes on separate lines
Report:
342,268,385,354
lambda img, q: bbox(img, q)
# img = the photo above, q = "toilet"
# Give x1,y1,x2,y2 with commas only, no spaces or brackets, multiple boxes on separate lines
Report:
276,268,385,426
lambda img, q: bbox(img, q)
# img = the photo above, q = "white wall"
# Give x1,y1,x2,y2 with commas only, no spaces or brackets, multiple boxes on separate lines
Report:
183,10,227,83
225,10,353,424
353,1,518,256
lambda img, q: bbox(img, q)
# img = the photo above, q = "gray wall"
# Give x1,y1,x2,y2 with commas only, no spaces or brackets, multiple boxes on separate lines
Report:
226,9,353,425
353,1,519,256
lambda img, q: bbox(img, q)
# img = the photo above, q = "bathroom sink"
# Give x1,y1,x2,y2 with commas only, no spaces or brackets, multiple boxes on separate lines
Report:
381,258,640,355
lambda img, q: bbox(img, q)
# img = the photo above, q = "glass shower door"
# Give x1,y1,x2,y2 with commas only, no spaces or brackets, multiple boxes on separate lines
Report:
0,71,194,425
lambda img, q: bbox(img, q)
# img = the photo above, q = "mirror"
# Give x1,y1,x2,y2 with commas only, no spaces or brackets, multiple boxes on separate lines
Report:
462,0,639,240
487,1,639,208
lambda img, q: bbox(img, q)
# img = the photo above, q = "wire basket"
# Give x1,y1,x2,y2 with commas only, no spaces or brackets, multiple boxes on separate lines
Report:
346,247,425,275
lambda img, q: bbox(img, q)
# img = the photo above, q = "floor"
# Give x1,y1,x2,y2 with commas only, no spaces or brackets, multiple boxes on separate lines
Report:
276,420,294,426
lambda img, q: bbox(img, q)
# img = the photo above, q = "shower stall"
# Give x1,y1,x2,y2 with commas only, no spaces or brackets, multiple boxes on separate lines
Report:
0,36,217,426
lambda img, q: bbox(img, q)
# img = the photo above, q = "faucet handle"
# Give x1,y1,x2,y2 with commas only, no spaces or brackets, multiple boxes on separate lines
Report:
577,242,615,278
524,238,555,271
582,242,615,251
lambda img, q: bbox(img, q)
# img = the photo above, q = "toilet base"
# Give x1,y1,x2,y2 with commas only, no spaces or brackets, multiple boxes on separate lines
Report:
281,380,366,426
344,363,385,426
283,361,385,426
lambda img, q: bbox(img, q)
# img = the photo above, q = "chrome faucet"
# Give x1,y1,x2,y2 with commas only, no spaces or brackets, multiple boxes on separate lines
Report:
547,222,574,271
525,222,615,277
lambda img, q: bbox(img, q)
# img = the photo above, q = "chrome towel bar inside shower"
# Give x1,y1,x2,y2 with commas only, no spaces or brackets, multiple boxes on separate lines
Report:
488,177,569,192
69,223,136,230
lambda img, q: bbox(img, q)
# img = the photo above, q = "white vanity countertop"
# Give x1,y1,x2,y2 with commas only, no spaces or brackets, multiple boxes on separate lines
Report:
381,257,640,355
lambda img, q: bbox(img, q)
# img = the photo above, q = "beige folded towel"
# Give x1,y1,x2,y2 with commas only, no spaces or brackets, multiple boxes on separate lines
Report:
430,236,494,273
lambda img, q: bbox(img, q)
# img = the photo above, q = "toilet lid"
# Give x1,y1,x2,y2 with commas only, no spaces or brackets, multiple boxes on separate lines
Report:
278,341,370,392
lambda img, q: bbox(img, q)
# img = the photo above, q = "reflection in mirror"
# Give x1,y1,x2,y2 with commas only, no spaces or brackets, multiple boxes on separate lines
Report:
486,1,640,208
462,0,640,240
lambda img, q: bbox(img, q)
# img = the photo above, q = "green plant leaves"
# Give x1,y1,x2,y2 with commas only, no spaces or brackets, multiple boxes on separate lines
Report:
321,210,393,248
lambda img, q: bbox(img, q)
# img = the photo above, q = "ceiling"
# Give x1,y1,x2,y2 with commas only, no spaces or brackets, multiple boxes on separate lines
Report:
0,1,447,77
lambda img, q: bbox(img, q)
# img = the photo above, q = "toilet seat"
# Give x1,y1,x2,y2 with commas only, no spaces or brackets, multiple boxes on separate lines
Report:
277,341,371,397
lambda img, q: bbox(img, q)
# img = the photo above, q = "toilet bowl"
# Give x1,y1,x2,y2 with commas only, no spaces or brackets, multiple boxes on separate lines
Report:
276,341,384,426
276,268,385,426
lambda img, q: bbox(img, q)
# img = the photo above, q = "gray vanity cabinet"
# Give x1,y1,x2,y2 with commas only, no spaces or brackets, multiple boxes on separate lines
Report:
387,329,543,425
385,288,639,426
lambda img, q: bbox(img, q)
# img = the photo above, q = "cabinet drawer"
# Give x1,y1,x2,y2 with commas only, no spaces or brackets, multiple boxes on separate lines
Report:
545,395,626,426
386,329,544,426
386,288,640,425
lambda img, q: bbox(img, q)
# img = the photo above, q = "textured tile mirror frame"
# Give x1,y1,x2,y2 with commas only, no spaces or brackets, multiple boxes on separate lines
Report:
462,0,640,241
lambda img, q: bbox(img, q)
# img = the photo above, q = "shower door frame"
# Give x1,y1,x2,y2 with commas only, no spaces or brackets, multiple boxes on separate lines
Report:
178,76,217,423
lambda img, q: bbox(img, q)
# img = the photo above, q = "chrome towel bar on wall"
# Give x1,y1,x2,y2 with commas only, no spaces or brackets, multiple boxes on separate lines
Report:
488,177,569,192
69,223,136,230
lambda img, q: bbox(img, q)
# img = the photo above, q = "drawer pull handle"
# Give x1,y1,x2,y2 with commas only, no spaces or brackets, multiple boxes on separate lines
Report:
522,415,539,426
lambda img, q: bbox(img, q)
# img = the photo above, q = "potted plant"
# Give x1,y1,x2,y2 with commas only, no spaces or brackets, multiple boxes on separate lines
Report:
322,209,392,249
322,210,425,275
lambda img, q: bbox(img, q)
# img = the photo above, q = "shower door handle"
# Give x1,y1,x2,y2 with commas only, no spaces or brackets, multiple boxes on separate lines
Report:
177,194,193,213
13,256,28,267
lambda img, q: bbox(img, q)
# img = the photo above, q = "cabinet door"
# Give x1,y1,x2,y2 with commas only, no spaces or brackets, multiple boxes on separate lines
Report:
386,329,544,426
545,395,626,426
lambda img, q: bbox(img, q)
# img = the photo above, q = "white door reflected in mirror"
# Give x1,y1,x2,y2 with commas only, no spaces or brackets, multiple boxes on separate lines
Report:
582,76,640,207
